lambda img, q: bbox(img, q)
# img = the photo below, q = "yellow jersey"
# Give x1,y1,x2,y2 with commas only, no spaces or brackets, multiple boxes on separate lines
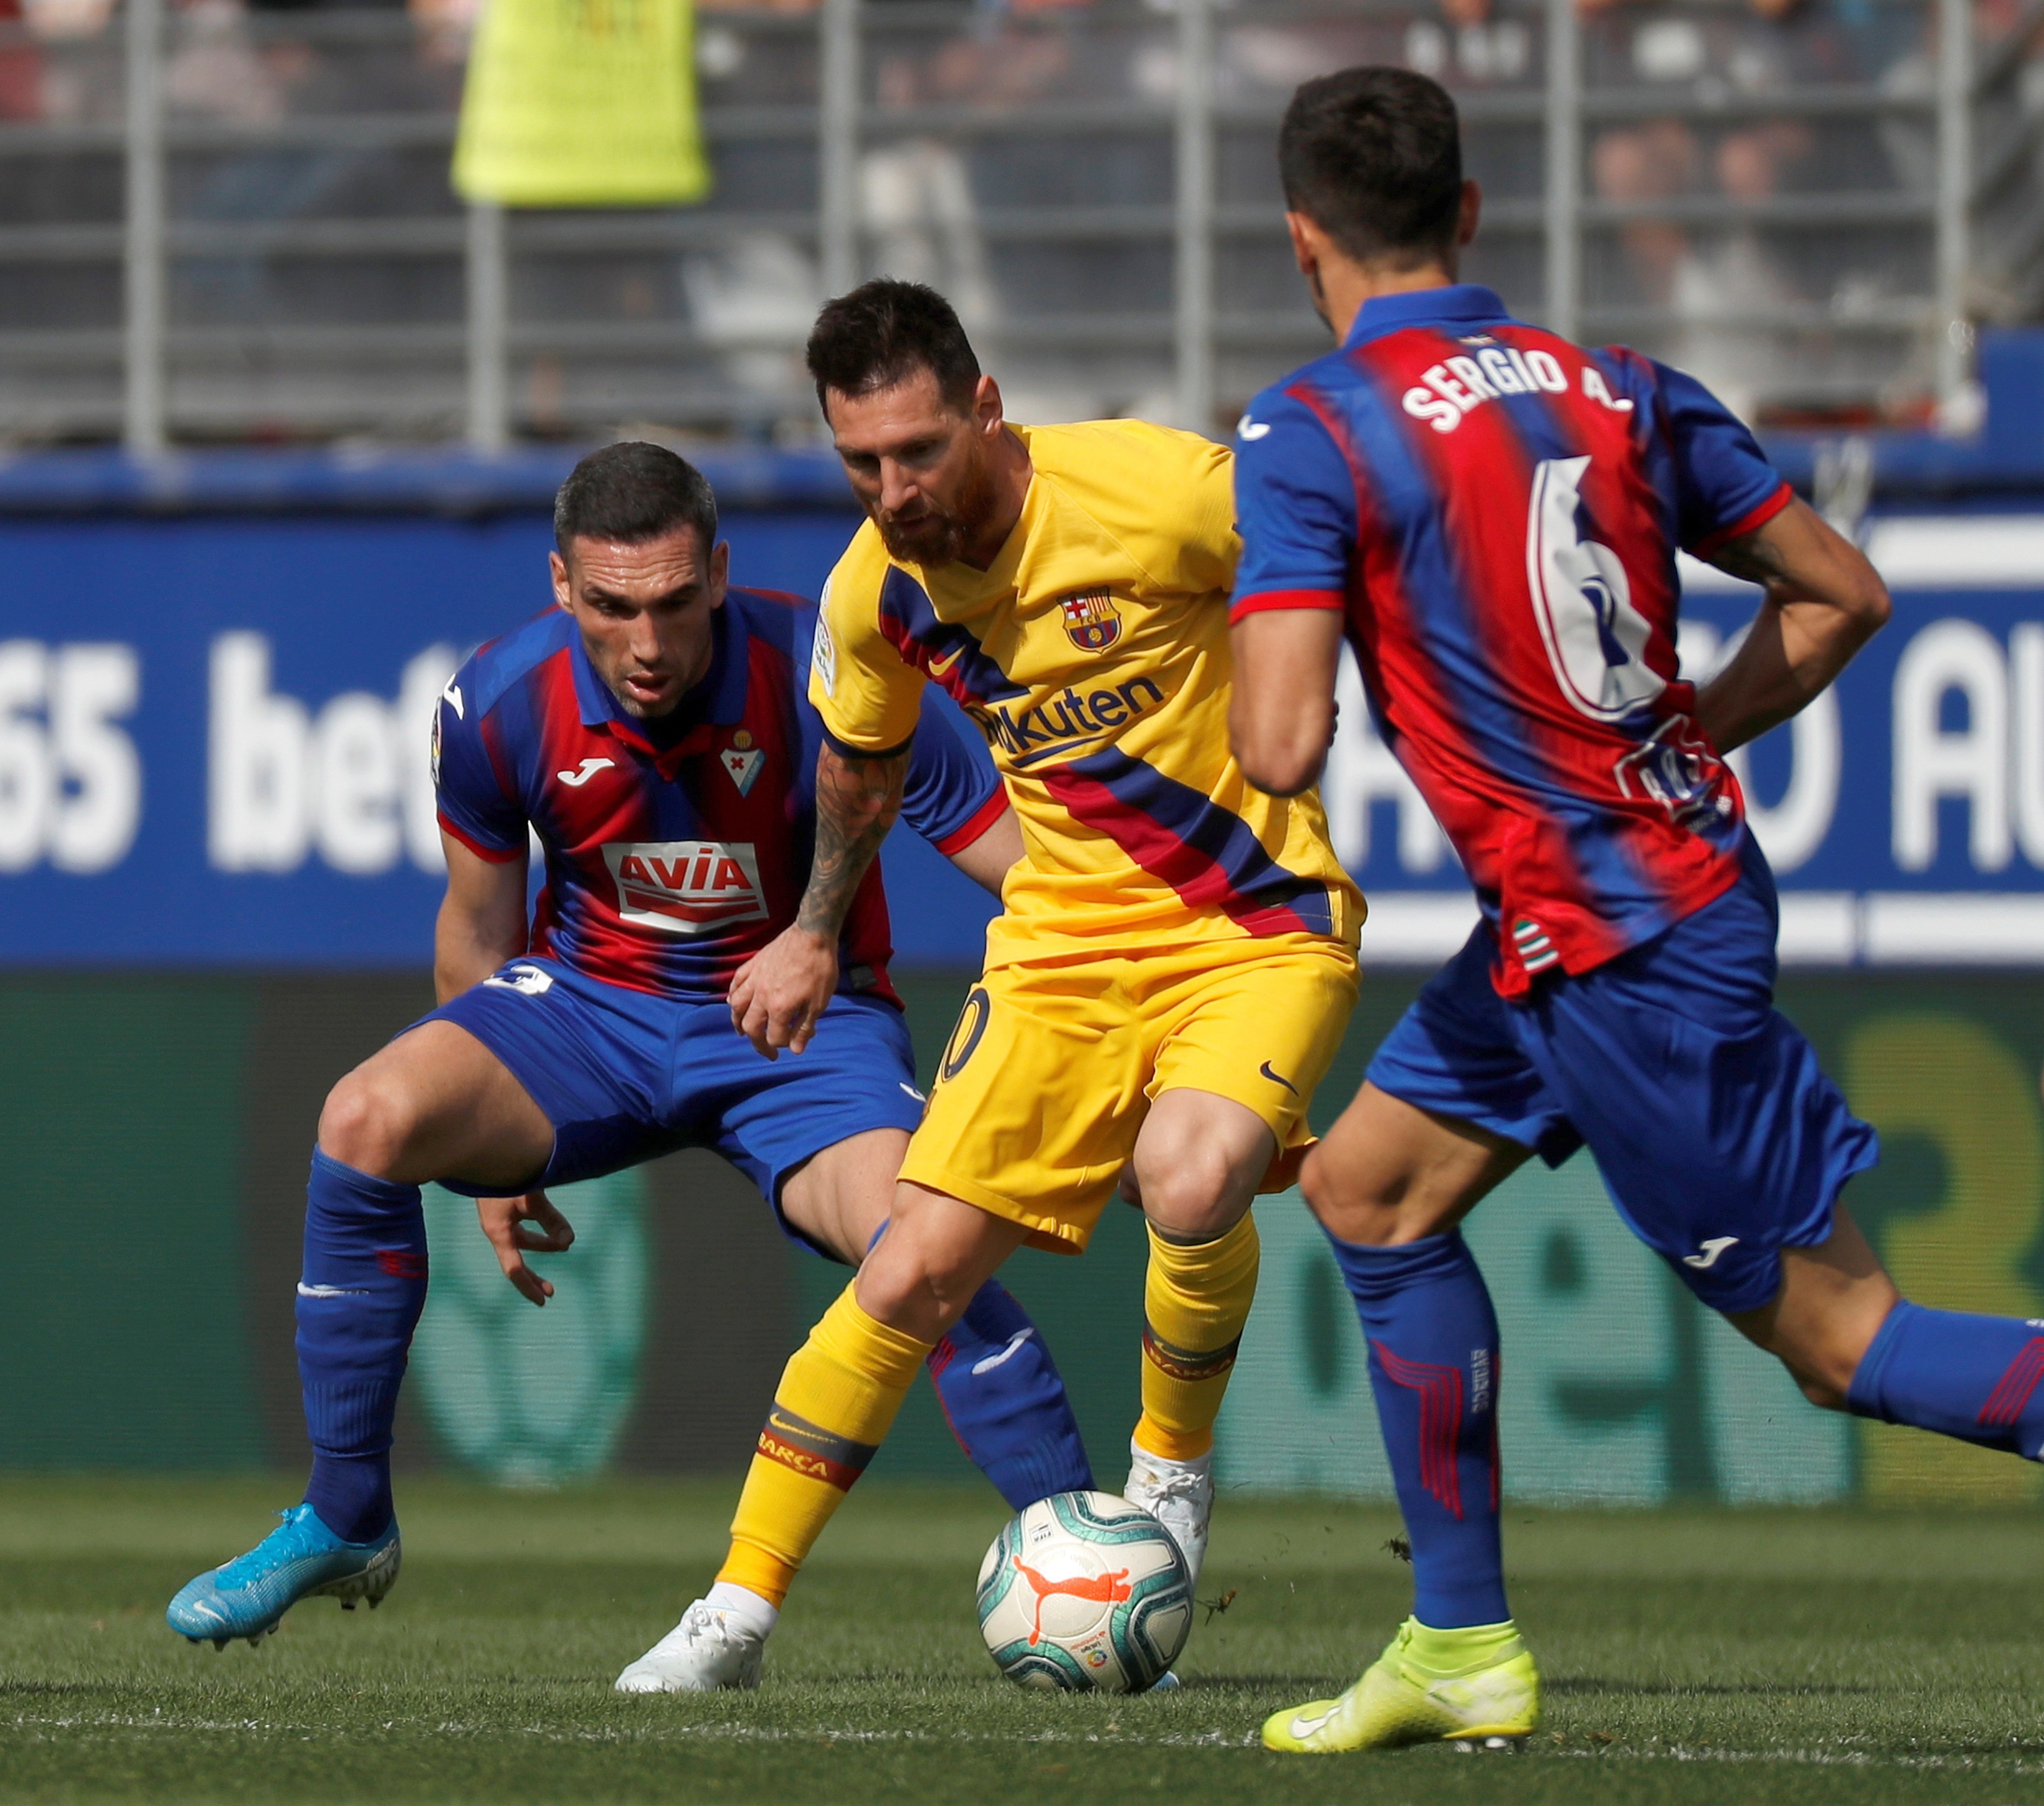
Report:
809,418,1362,965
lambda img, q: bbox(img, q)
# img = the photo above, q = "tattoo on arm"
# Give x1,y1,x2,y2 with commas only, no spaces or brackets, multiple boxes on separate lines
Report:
796,745,910,939
1708,529,1791,589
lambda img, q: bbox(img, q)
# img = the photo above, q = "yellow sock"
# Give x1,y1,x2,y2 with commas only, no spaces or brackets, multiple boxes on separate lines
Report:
1134,1212,1260,1463
717,1281,931,1606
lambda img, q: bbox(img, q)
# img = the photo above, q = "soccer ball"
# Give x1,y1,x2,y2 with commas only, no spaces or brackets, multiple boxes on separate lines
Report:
976,1490,1194,1692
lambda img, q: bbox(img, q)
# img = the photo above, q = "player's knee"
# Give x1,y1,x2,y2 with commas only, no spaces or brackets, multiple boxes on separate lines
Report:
852,1215,984,1341
1137,1142,1246,1241
1759,1330,1861,1412
1794,1371,1852,1412
316,1068,418,1178
1299,1146,1409,1246
856,1251,974,1343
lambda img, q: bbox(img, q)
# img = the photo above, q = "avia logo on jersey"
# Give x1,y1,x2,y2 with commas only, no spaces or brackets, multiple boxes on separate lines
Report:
966,676,1166,767
1400,343,1634,435
1059,589,1122,653
602,840,770,936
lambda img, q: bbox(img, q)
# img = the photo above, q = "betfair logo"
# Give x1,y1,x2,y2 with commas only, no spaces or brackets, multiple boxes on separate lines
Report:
967,676,1165,768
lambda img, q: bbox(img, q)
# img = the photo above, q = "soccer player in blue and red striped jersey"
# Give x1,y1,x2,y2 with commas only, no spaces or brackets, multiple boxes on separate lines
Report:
166,443,1093,1687
1230,67,2044,1754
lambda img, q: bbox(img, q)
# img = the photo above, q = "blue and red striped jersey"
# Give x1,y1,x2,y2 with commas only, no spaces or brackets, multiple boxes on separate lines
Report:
1230,284,1791,998
433,586,1006,1004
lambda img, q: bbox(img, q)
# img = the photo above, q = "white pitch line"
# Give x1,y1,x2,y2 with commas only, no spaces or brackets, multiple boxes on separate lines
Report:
7,1712,2044,1770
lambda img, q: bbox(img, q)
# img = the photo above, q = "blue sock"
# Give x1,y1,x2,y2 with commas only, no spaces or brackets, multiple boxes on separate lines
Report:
1324,1228,1508,1630
1847,1300,2044,1459
927,1280,1094,1510
296,1150,428,1544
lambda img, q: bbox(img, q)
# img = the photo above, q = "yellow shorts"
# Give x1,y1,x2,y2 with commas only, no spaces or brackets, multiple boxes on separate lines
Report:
899,934,1359,1253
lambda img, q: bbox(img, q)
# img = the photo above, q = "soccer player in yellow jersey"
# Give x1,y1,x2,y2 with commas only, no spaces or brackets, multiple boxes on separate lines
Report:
620,279,1361,1689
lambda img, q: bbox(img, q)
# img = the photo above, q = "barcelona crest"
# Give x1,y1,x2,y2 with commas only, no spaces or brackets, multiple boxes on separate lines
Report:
1060,589,1122,653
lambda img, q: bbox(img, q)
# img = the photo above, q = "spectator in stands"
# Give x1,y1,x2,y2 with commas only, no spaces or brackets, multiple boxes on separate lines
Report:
173,0,457,326
1,0,45,119
1577,0,1822,420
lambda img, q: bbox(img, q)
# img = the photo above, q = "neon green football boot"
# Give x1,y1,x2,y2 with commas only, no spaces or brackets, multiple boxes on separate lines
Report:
1261,1617,1539,1754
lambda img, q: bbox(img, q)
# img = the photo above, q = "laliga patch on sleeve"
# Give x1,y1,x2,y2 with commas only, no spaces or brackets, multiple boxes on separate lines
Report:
813,595,838,694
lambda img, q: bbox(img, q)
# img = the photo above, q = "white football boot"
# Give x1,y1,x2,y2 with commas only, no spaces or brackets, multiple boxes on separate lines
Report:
615,1593,771,1693
1123,1436,1214,1593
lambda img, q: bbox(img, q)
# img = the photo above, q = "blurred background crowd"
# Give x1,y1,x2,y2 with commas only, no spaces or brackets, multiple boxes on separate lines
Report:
1,0,2041,450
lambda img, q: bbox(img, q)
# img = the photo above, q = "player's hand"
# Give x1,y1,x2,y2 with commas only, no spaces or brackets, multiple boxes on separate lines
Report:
475,1190,576,1307
729,926,840,1059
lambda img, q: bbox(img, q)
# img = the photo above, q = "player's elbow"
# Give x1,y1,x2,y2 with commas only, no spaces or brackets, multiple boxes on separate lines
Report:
1232,716,1330,798
1238,748,1324,798
1846,567,1892,636
1820,536,1890,640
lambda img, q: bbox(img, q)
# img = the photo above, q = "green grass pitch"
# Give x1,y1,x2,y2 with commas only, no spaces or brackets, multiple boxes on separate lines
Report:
0,1475,2038,1805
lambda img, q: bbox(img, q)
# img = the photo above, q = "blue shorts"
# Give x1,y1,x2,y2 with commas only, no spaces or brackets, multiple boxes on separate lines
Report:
1366,848,1879,1315
420,958,925,1251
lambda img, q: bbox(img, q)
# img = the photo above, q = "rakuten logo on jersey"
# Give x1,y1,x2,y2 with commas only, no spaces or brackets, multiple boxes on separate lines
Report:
603,840,769,935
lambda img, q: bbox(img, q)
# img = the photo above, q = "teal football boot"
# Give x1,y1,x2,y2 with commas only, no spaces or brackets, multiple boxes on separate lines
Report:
167,1503,401,1648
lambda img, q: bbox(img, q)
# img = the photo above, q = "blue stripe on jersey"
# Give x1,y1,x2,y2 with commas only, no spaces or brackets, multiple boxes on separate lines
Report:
876,566,1028,709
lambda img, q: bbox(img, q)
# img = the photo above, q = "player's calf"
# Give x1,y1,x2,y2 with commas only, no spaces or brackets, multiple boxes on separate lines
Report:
1737,1206,2044,1460
296,1150,429,1546
927,1279,1094,1510
167,1140,426,1643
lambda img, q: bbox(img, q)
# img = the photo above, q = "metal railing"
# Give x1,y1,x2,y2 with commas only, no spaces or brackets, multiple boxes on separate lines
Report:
0,0,2036,452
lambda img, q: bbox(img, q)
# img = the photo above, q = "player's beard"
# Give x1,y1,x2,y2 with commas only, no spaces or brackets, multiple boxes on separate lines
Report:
872,453,999,568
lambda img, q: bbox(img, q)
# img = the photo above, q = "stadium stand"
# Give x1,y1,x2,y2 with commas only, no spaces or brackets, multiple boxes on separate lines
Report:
0,0,2040,450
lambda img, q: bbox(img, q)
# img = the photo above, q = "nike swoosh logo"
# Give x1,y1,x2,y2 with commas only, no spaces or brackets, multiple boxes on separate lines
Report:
296,1283,368,1298
1287,1705,1339,1741
440,680,464,720
556,757,615,787
1258,1061,1300,1097
970,1328,1036,1376
1682,1236,1740,1270
1238,421,1272,440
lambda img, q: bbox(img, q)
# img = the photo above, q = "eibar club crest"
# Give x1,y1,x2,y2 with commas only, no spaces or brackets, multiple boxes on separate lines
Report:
1059,589,1121,653
719,729,765,796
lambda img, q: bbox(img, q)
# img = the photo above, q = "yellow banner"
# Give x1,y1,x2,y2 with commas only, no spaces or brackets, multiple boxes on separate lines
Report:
452,0,709,208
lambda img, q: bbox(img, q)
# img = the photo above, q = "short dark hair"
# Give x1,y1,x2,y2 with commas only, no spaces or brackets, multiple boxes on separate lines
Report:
806,279,982,413
1279,67,1463,265
553,441,717,558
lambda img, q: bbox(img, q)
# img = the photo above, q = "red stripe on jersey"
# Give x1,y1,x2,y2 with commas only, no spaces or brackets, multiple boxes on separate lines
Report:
930,790,1008,857
1292,377,1541,908
1040,754,1333,937
1689,480,1793,560
1229,587,1346,621
437,810,523,864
